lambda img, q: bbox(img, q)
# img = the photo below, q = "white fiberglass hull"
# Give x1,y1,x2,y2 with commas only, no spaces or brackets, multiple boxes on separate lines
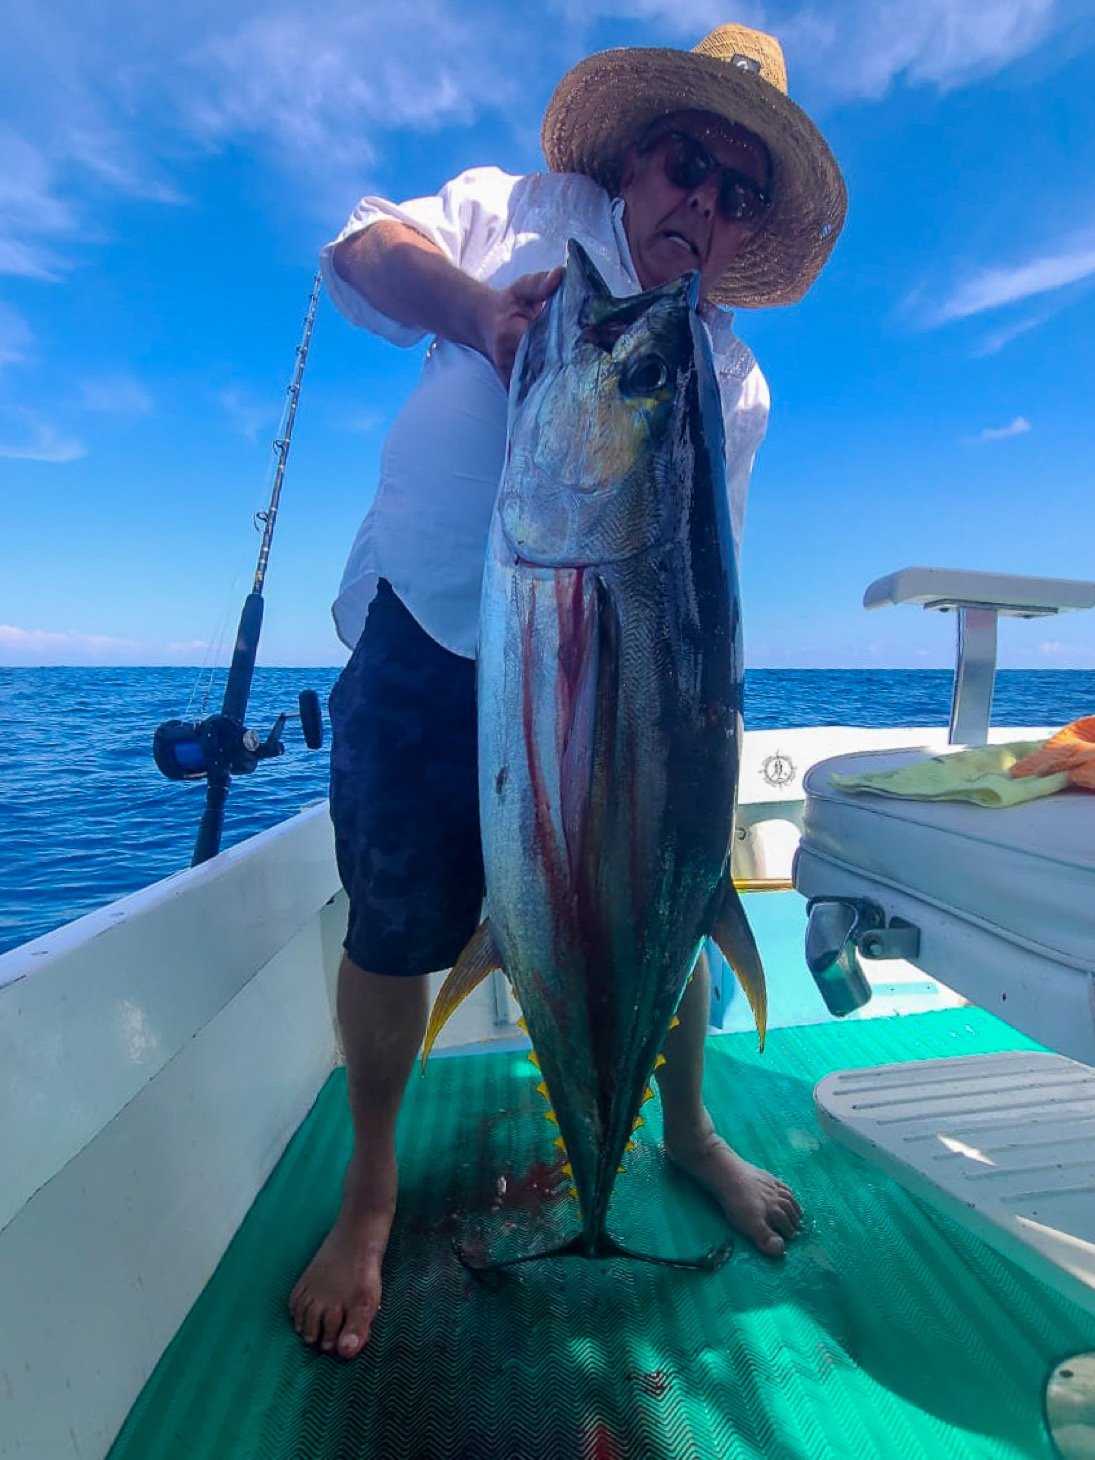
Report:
0,723,1056,1458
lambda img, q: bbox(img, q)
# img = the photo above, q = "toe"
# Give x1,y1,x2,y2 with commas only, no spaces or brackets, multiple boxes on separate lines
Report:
757,1228,785,1257
319,1304,346,1354
301,1299,324,1347
770,1202,798,1240
774,1181,799,1209
338,1306,373,1360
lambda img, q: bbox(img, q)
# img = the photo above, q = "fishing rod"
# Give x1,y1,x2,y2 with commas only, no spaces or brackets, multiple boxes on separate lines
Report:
153,271,325,866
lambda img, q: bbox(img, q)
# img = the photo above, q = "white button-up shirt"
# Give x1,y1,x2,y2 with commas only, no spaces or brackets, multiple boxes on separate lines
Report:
321,166,770,658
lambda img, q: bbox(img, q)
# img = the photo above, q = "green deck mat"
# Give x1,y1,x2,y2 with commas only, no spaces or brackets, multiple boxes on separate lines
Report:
110,1009,1094,1459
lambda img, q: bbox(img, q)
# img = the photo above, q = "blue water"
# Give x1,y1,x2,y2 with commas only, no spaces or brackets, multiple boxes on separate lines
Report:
2,666,1092,957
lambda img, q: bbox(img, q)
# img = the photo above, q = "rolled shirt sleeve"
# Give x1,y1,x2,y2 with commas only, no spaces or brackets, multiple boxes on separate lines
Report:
320,166,522,346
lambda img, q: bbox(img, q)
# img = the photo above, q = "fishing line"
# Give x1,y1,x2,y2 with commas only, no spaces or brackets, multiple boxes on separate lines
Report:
184,352,298,721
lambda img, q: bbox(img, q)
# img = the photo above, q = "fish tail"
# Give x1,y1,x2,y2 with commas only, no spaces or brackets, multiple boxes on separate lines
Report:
420,920,505,1067
710,879,767,1050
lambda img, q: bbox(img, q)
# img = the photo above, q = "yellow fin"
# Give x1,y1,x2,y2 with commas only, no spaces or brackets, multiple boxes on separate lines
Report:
617,1165,627,1174
668,1014,681,1031
516,1015,528,1033
535,1080,551,1101
553,1136,567,1152
544,1110,559,1126
625,1140,637,1152
641,1086,655,1104
421,920,504,1067
654,1053,667,1070
559,1162,573,1178
710,880,768,1051
632,1115,645,1132
527,1050,540,1069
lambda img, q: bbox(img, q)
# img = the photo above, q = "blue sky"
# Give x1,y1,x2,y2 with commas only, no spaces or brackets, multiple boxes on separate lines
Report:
1,0,1093,669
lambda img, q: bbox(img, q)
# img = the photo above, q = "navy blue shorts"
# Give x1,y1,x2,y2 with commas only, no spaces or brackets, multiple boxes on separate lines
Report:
328,580,484,977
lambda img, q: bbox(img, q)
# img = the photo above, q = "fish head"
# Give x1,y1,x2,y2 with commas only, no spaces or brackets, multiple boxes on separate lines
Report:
498,241,710,569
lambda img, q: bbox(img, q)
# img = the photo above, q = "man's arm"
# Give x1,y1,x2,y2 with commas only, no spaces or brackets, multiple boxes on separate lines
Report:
331,221,562,385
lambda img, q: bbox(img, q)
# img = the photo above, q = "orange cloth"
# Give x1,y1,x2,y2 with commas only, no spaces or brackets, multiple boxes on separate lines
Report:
1010,715,1095,790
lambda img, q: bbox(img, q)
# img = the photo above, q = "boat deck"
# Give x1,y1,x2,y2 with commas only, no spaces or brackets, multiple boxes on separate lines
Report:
109,1007,1094,1459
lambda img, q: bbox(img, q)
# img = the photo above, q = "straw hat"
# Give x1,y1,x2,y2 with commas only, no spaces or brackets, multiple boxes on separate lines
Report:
541,24,847,308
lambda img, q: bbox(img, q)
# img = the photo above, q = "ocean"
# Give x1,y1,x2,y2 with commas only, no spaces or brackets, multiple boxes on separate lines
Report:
2,666,1092,957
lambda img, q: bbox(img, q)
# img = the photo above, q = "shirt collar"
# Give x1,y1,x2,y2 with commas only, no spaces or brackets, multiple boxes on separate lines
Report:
610,197,640,290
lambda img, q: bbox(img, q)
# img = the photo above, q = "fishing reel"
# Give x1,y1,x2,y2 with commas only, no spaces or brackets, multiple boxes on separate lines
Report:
153,690,324,782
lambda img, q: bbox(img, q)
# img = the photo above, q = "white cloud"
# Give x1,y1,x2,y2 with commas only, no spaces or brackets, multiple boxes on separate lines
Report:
0,408,85,462
0,6,191,285
342,408,385,435
0,624,221,666
0,237,64,282
971,310,1053,356
0,124,88,280
786,0,1061,101
1021,638,1095,667
78,375,154,415
0,0,1081,301
218,385,277,441
0,0,526,273
930,233,1095,325
175,1,529,212
971,414,1032,442
546,0,1066,102
0,625,140,664
0,305,34,368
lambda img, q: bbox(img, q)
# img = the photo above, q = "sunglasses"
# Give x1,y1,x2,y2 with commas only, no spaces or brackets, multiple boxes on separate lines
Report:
639,129,771,225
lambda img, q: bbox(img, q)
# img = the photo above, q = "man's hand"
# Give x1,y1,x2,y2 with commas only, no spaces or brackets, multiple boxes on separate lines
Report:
332,224,563,387
475,268,564,386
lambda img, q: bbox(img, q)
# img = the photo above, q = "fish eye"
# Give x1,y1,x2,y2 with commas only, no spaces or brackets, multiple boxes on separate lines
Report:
619,353,670,397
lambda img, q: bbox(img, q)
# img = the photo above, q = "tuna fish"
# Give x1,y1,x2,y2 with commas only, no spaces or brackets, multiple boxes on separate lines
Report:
425,240,766,1266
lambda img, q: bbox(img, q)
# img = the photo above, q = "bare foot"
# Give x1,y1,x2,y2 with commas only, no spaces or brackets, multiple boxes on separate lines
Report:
666,1126,802,1257
289,1152,397,1359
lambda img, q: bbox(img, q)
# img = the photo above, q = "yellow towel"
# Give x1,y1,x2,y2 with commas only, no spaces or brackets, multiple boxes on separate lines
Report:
831,740,1069,808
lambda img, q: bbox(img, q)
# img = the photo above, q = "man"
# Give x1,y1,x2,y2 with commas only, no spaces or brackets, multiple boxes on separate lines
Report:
291,23,846,1360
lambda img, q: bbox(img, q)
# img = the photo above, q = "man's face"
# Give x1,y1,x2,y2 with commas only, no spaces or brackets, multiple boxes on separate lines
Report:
618,109,771,302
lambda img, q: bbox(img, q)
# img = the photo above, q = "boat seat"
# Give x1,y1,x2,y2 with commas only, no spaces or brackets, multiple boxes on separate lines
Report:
794,746,1095,1065
793,566,1095,1325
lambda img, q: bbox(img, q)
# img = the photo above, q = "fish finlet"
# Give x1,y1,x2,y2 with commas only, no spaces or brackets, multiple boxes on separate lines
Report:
654,1053,667,1070
527,1051,540,1069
